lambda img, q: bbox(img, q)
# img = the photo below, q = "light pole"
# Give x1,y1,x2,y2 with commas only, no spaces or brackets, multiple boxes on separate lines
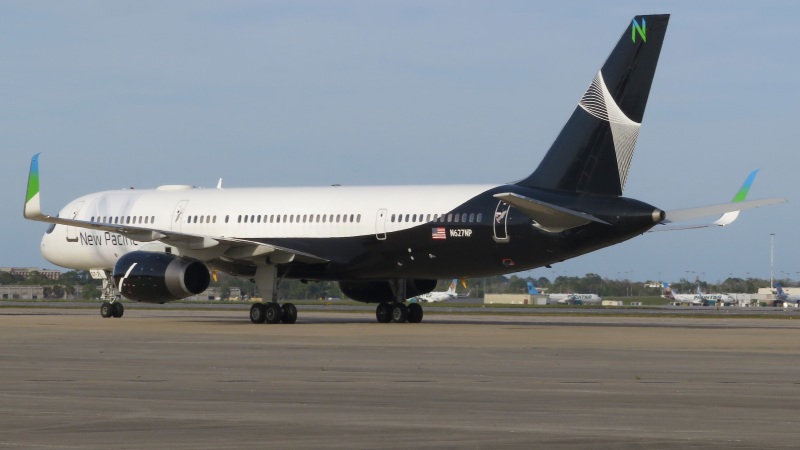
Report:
770,233,775,289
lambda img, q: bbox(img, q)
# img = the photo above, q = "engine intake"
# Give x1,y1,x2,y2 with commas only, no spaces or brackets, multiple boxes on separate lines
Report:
339,279,437,303
113,251,210,303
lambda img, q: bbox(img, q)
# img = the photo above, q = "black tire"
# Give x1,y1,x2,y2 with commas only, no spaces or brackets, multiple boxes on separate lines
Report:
281,303,298,324
376,303,391,323
113,302,125,318
250,303,266,324
100,302,113,318
407,302,423,323
265,303,283,324
391,303,408,323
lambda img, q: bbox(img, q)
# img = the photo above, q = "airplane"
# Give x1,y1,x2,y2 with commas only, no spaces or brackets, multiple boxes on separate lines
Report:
694,286,735,306
774,283,800,306
548,292,603,305
526,281,601,305
414,279,460,302
23,14,786,325
661,282,702,305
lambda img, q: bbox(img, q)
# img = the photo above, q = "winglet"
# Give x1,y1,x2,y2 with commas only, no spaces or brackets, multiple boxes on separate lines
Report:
712,169,759,226
24,153,44,219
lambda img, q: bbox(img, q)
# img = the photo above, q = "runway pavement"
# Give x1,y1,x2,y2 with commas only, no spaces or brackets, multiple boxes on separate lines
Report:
1,308,799,449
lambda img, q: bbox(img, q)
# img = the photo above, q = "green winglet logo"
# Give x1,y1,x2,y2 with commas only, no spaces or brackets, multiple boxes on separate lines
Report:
631,17,646,43
732,169,759,203
26,153,40,203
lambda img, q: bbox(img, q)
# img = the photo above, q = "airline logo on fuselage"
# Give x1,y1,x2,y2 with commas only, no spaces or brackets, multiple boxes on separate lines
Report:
631,17,646,43
78,231,138,247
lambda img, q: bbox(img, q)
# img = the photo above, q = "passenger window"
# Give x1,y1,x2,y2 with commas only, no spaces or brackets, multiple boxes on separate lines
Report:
477,213,483,222
357,214,361,223
225,215,229,223
462,213,467,222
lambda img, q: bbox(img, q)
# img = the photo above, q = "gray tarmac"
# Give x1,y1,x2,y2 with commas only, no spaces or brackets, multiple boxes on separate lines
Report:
1,307,800,449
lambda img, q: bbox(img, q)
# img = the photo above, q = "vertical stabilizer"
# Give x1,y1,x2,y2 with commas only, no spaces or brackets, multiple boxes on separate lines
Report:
517,15,669,196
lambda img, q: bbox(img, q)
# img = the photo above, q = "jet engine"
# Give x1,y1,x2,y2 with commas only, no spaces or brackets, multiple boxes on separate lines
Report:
112,251,210,303
338,279,437,303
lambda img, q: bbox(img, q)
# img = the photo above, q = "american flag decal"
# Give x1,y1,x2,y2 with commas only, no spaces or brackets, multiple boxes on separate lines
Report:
431,227,446,240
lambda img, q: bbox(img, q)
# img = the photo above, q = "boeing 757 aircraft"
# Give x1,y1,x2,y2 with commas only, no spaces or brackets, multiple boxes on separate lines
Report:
23,14,785,324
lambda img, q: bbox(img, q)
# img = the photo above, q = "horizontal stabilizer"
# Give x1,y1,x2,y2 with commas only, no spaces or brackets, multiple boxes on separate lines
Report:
652,197,786,232
662,198,785,223
493,192,609,233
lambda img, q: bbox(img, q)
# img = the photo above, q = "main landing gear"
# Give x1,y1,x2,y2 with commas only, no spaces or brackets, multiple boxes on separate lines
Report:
249,302,297,324
373,279,424,324
375,302,423,324
250,264,298,325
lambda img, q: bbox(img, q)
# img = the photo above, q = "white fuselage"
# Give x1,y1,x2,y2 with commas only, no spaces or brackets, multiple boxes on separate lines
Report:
548,293,602,304
41,184,494,270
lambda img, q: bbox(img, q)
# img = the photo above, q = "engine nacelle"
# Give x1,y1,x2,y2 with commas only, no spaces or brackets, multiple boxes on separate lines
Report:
113,251,210,303
338,279,437,303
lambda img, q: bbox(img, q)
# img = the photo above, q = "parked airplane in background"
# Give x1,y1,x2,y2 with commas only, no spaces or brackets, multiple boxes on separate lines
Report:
694,286,735,306
775,283,800,306
526,282,600,305
24,14,785,325
548,292,603,305
662,282,702,305
415,279,461,302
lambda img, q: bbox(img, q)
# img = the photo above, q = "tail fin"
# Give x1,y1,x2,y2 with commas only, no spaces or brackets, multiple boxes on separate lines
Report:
527,281,540,295
446,279,458,295
662,282,675,300
517,14,669,196
775,283,786,300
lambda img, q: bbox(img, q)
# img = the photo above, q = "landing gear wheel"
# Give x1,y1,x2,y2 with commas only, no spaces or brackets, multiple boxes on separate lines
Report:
391,303,408,323
112,302,124,318
407,302,423,323
265,303,283,324
250,303,266,324
100,302,113,318
376,303,391,323
281,303,297,324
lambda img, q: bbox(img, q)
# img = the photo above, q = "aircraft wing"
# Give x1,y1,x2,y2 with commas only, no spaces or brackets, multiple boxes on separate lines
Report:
493,192,609,233
23,154,328,264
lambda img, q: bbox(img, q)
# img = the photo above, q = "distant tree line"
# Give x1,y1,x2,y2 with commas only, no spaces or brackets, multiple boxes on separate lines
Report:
2,269,792,300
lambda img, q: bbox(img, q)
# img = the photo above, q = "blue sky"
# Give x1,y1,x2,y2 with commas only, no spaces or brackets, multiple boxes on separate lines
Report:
2,1,797,285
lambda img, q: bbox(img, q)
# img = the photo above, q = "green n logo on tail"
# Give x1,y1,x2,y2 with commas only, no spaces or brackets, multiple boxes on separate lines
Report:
631,17,646,43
